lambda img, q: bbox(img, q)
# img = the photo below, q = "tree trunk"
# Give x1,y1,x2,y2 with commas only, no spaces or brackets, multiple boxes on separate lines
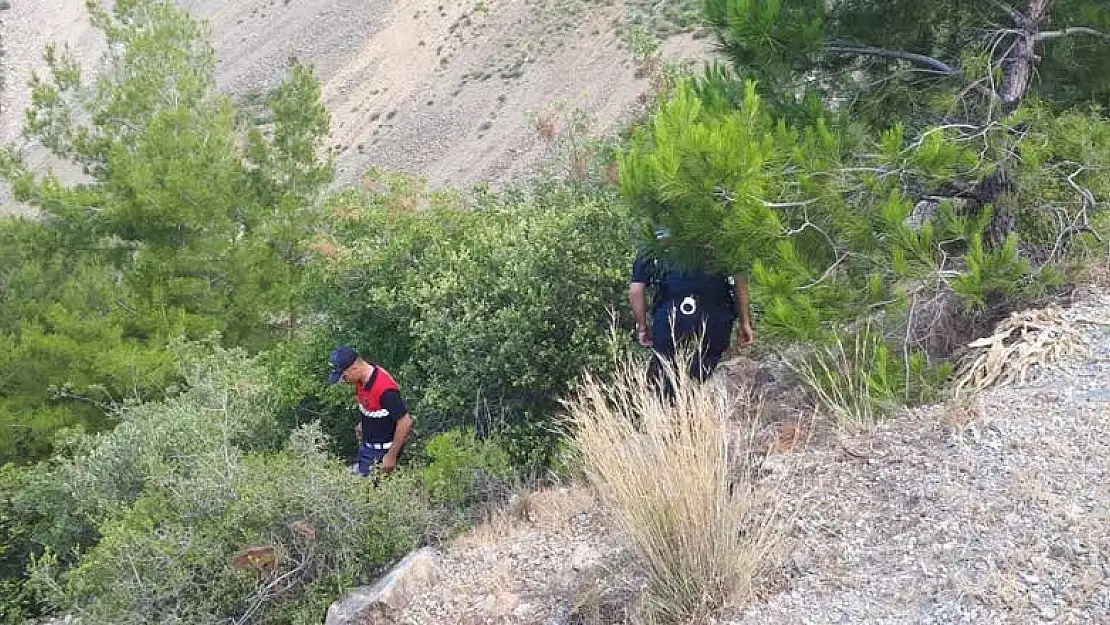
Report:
974,0,1053,245
999,0,1053,114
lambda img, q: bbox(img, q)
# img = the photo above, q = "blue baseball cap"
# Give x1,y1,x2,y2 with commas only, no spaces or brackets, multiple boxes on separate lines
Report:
327,345,359,384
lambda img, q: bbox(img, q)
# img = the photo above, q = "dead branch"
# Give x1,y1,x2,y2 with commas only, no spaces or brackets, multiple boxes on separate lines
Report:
761,198,819,208
233,554,312,625
1065,166,1099,211
825,44,956,75
1034,166,1107,268
989,0,1023,21
1036,27,1110,42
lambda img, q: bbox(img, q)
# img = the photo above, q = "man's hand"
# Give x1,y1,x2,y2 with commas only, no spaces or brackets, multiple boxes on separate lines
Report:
381,452,398,474
732,274,754,348
637,324,653,347
354,422,363,443
737,321,755,348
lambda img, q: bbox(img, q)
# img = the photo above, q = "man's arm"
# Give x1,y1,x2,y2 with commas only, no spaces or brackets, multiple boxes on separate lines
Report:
733,274,754,347
629,251,654,347
381,415,411,473
390,415,412,450
380,390,412,473
629,282,652,346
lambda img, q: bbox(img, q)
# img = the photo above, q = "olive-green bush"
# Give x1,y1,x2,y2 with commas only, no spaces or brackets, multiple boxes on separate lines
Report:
276,172,636,468
7,345,431,625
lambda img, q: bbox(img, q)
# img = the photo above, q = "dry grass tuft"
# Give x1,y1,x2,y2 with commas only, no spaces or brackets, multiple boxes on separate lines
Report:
790,332,893,431
453,486,596,549
534,112,558,142
563,352,786,623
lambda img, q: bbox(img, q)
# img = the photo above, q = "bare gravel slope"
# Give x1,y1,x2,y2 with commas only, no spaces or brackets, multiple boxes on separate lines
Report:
0,0,104,215
728,290,1110,624
180,0,709,189
393,288,1110,625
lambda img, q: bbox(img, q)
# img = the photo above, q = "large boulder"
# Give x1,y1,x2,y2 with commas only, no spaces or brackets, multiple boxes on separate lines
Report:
324,547,440,625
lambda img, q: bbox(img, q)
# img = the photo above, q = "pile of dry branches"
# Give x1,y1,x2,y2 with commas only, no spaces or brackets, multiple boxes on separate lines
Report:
952,305,1087,394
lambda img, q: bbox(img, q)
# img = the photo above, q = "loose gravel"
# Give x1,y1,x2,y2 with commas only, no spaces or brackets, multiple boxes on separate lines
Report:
399,288,1110,625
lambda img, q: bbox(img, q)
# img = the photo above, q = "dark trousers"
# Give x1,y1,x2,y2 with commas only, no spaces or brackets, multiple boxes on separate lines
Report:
357,443,390,477
648,297,734,399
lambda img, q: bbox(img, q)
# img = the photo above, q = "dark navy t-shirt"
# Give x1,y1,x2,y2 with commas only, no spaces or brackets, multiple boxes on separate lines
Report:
631,250,735,316
358,367,408,444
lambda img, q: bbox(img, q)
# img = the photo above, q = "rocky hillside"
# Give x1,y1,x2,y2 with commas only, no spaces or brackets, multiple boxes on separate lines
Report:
0,0,711,214
334,286,1110,625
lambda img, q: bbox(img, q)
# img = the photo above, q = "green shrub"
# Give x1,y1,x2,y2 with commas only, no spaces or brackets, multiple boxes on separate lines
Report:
14,347,431,625
0,466,37,624
282,172,636,466
791,328,952,430
0,219,184,465
492,418,579,481
33,422,429,625
418,428,513,505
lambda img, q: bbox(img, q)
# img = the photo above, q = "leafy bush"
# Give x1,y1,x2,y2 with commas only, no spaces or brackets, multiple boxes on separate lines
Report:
34,423,428,625
12,345,430,625
0,218,184,465
417,428,513,506
791,329,953,430
281,172,635,464
0,466,37,624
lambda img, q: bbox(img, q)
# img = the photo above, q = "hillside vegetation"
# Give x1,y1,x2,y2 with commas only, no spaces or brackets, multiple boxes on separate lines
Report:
1,0,1109,623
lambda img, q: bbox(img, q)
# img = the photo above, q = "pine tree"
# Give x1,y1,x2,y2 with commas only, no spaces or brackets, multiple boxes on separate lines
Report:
620,0,1110,353
0,0,333,463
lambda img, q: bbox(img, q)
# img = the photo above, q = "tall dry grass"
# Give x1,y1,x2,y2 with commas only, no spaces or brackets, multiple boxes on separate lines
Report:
563,351,785,622
790,331,888,431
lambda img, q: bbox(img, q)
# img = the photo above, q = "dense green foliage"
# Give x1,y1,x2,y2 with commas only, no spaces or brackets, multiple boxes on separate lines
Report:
703,0,1110,121
417,427,514,506
2,344,433,625
0,0,332,465
2,0,1110,621
1,343,535,624
0,218,179,464
268,172,634,470
620,0,1110,420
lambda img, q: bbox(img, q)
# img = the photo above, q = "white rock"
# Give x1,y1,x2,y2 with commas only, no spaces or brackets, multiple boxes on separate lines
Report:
325,547,440,625
570,543,601,572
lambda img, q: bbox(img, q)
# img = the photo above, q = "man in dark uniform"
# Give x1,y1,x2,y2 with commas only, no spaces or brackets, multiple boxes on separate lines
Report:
628,238,754,396
328,345,413,477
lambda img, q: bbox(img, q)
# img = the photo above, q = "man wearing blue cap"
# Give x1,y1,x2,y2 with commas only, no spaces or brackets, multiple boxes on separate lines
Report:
328,346,413,476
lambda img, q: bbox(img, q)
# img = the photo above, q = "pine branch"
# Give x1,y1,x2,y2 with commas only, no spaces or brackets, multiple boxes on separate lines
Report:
1036,27,1110,42
825,44,956,75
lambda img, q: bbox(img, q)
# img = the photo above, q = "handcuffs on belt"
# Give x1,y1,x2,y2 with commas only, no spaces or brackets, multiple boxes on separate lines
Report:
678,295,698,316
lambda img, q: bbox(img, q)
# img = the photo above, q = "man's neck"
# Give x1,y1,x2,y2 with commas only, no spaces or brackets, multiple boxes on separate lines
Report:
360,365,377,387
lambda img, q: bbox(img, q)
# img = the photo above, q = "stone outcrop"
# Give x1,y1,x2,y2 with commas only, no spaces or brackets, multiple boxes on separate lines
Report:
324,547,440,625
